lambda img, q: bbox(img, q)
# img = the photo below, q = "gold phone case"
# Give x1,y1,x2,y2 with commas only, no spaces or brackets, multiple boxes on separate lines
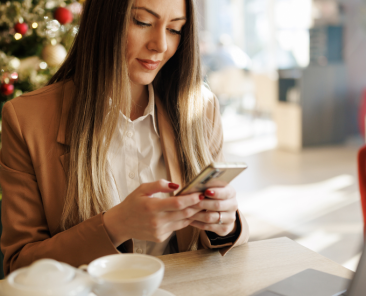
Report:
176,162,248,195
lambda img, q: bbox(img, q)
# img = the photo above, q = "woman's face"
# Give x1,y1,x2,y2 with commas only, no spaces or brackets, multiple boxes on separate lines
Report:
127,0,187,86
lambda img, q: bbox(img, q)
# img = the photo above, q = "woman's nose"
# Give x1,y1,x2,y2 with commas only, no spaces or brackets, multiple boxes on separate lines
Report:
147,28,168,53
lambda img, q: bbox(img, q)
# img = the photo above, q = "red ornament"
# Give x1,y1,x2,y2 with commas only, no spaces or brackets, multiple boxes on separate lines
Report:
9,72,19,84
14,22,28,35
0,84,14,96
54,7,73,25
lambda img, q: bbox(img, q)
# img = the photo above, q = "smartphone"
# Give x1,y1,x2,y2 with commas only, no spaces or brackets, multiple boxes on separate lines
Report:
176,162,248,195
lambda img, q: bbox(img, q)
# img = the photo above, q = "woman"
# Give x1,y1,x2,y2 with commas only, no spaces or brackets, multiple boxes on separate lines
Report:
0,0,249,275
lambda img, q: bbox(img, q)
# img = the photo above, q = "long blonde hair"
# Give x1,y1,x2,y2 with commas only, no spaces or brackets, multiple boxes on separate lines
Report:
49,0,219,250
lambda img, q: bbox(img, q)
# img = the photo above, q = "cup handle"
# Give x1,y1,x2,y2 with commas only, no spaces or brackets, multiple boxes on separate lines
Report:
78,264,88,272
78,265,104,286
78,264,105,292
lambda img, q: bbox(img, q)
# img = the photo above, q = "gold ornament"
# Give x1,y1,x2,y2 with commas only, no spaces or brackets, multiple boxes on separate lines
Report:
19,56,42,73
9,57,20,70
14,33,22,40
39,62,48,70
41,44,67,67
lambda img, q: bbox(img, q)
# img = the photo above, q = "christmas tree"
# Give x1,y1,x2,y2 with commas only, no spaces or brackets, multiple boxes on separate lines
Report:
0,0,83,107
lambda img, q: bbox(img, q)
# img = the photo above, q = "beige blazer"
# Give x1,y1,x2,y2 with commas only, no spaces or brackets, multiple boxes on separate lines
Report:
0,80,249,275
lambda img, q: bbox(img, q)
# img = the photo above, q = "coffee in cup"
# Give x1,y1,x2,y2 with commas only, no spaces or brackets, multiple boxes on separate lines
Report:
81,254,165,296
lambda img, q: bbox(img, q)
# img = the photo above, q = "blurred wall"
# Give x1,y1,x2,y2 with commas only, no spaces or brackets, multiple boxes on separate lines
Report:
196,0,206,31
342,0,366,135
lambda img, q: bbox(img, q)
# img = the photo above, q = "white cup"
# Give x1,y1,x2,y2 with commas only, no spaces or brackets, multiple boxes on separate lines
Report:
80,254,165,296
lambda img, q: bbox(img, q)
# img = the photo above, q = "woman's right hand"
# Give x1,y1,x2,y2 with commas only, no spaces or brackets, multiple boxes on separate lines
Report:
103,180,203,247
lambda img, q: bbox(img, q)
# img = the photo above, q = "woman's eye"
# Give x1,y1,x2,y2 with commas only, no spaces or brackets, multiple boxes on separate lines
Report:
133,18,151,28
168,29,182,36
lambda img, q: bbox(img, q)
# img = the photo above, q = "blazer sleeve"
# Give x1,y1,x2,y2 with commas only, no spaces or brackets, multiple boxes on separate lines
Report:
198,93,250,255
0,101,118,276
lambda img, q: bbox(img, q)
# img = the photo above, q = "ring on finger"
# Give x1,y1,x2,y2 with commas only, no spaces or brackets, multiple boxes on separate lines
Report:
217,211,223,225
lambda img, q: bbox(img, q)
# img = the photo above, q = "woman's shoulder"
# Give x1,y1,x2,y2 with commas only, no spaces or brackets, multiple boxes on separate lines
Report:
201,85,220,121
9,80,70,108
2,80,74,134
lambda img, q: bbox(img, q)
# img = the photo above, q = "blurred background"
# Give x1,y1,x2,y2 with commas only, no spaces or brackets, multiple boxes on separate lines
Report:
197,0,365,272
0,0,365,272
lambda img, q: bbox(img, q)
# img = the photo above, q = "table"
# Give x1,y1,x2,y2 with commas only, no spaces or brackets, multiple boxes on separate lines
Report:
157,237,354,296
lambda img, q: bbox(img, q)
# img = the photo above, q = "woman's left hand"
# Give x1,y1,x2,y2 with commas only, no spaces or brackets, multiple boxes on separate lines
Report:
188,185,238,237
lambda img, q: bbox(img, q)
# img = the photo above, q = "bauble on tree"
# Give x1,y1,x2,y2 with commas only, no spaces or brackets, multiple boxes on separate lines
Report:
14,22,28,35
41,44,67,67
1,83,14,96
54,7,73,25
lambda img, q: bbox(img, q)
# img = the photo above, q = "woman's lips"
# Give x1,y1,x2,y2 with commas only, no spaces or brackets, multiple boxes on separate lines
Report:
137,59,161,70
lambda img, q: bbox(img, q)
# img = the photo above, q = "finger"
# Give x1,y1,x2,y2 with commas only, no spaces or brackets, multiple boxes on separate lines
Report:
189,221,235,236
152,192,203,212
139,179,180,196
162,218,192,233
147,217,193,242
204,185,236,200
162,207,202,223
193,198,238,212
188,211,236,225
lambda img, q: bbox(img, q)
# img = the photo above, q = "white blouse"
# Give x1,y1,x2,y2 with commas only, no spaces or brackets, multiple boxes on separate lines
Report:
107,84,174,256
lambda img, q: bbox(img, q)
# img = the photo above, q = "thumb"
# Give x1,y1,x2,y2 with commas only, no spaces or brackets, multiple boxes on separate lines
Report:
139,179,180,196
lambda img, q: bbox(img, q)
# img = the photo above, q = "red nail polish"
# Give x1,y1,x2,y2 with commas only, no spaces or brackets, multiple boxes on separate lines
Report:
168,183,180,190
205,190,215,197
199,194,205,200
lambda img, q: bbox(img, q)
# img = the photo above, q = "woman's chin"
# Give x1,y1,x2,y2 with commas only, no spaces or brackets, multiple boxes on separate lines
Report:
129,73,156,86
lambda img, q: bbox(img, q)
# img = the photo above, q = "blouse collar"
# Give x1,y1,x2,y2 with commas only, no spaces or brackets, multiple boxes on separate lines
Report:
119,83,159,137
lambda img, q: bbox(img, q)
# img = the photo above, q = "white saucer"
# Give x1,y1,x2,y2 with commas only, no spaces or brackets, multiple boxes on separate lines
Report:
152,288,175,296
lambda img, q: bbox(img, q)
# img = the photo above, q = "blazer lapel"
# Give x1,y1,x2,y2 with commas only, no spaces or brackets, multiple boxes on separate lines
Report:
57,80,74,173
57,79,75,146
154,95,183,192
59,153,70,176
155,94,195,252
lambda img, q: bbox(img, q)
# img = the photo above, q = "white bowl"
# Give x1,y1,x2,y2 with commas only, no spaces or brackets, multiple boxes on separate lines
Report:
0,259,92,296
87,254,165,296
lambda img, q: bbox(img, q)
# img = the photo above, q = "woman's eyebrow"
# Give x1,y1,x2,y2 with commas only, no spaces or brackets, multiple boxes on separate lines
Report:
132,6,186,22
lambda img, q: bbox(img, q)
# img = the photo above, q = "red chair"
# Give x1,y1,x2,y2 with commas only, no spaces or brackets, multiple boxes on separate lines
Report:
358,145,366,234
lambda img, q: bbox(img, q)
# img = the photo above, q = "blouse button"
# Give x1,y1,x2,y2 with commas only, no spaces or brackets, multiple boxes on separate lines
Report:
127,131,133,138
129,172,135,179
136,248,143,254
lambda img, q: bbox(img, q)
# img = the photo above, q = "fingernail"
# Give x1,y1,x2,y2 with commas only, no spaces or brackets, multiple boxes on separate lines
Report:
199,194,205,200
205,190,215,197
168,183,180,190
